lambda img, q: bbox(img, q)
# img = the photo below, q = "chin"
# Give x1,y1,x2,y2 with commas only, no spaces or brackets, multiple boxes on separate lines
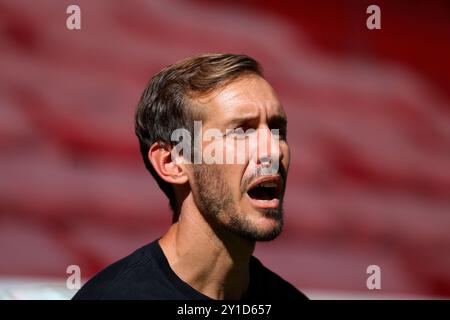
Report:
230,213,283,242
255,214,281,230
255,219,283,241
251,226,283,242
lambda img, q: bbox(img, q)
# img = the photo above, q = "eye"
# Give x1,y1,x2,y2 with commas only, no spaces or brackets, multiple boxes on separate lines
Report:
236,126,249,133
268,116,287,140
276,129,287,139
226,124,256,139
231,127,249,139
268,127,286,140
269,123,287,140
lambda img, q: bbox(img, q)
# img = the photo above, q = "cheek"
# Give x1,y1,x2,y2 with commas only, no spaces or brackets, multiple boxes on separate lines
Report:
230,163,248,185
220,163,248,199
223,136,251,165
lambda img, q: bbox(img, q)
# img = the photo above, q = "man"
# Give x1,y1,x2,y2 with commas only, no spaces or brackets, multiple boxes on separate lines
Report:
73,53,307,300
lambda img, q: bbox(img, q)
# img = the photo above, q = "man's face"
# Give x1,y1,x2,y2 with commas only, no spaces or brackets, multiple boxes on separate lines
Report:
189,75,290,242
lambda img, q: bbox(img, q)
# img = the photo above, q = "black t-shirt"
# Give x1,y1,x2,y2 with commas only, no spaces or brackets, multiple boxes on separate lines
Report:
72,240,308,300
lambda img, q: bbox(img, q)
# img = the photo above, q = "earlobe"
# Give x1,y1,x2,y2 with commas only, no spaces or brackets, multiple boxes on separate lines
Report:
148,142,189,185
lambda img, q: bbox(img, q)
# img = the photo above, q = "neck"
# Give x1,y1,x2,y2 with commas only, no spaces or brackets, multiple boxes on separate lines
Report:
158,196,255,300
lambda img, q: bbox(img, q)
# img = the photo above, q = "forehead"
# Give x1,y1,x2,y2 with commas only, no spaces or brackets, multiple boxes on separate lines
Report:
196,75,286,125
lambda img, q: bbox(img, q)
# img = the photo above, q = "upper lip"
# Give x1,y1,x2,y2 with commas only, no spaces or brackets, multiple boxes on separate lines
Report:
246,175,283,195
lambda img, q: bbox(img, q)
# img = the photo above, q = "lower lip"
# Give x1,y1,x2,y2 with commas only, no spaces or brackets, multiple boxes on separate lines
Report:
245,193,280,209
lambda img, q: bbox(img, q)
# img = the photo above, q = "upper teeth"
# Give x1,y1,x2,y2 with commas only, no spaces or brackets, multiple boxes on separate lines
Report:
257,182,277,188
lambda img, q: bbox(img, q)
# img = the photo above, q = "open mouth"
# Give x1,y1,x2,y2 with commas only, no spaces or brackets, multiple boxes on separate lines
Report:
247,182,279,200
246,176,282,209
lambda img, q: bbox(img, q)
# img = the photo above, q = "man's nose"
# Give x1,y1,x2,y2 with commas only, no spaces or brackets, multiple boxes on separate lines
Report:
255,127,282,167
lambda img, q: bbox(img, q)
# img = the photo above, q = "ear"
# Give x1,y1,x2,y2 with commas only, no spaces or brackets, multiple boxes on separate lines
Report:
148,142,189,185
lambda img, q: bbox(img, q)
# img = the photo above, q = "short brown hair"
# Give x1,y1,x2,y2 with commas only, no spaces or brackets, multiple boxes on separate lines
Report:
135,53,263,220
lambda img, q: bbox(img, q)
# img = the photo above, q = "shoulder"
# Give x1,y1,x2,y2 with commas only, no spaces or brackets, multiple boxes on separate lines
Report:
249,256,308,300
72,243,154,300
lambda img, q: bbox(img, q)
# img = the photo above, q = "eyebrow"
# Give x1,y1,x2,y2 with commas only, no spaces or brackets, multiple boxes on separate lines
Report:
226,113,260,127
226,113,288,128
268,115,287,127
